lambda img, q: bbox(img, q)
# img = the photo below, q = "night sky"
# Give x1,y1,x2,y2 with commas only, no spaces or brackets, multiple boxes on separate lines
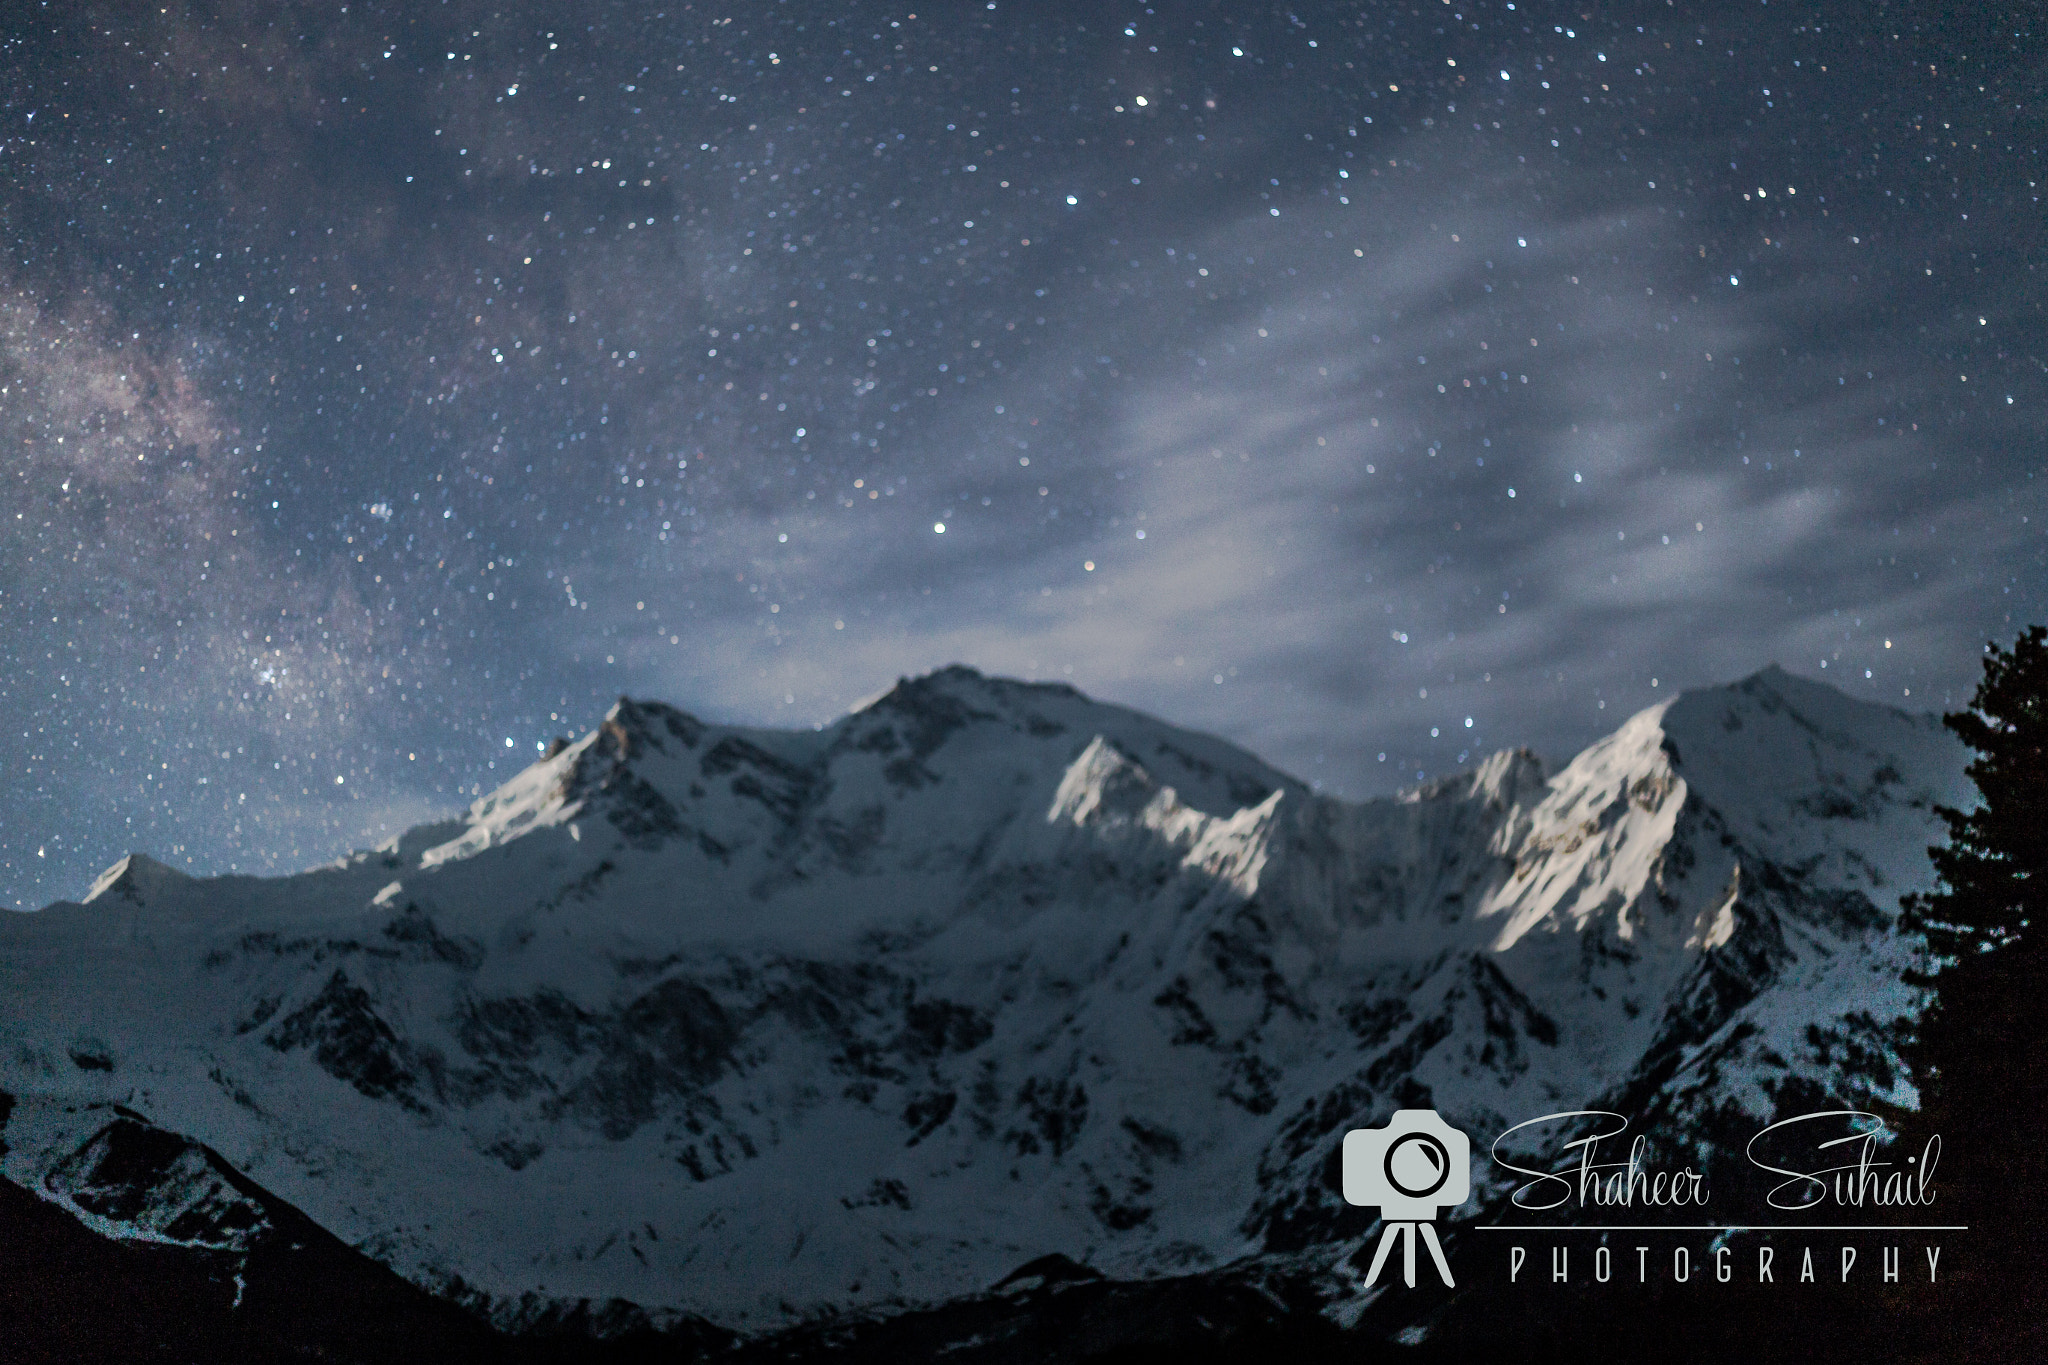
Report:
3,0,2041,907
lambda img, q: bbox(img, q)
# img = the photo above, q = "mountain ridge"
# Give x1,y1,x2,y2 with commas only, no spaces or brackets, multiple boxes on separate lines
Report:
0,663,1969,1343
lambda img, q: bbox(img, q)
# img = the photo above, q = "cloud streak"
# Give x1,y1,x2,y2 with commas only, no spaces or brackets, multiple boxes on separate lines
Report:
547,147,2043,797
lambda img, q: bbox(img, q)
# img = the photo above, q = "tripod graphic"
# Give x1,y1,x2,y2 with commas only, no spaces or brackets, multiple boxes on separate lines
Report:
1342,1109,1471,1291
1362,1218,1455,1289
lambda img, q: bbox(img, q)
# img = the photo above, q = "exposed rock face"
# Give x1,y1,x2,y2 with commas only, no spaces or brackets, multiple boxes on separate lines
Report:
0,664,1967,1338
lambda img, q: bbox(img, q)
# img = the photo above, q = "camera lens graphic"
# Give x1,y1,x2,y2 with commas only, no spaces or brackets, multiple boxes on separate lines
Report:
1382,1131,1451,1199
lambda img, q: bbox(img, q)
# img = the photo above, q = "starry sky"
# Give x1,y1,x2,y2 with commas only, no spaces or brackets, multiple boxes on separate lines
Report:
3,0,2041,907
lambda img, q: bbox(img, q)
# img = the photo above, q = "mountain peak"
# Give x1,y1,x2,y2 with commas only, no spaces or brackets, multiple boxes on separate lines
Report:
1703,661,1913,723
857,663,1085,718
1402,745,1551,808
600,696,708,759
1734,661,1838,701
83,853,190,907
1468,746,1548,807
1049,736,1164,827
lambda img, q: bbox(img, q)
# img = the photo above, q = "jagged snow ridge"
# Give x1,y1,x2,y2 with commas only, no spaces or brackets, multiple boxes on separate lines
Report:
0,665,1968,1331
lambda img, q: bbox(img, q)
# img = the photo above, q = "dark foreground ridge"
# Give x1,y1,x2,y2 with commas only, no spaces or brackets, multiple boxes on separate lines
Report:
0,1090,2008,1365
0,1093,734,1364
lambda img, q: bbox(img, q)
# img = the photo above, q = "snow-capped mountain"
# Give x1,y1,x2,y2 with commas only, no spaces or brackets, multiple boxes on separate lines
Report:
0,665,1969,1342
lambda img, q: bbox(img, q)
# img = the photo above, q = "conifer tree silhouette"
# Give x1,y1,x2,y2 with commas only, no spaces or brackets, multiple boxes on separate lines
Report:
1901,625,2047,1357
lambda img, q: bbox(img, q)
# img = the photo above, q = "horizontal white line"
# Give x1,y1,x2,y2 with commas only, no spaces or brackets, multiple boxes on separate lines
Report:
1470,1225,1967,1232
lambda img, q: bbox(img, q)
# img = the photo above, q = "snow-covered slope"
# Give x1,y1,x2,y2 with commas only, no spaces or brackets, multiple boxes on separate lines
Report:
0,665,1968,1334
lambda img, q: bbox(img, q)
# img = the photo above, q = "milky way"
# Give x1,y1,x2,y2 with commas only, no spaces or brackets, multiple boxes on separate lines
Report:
3,0,2041,906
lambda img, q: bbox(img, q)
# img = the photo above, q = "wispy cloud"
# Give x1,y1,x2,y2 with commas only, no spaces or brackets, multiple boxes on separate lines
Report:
548,153,2042,795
